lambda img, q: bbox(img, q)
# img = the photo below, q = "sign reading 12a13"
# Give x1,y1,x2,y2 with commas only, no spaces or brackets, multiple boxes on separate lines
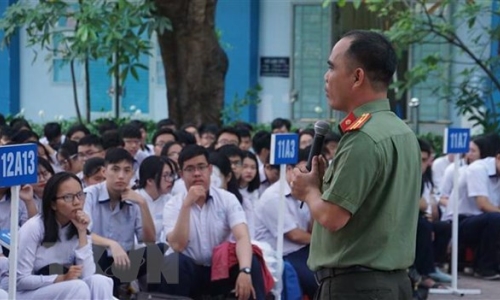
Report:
0,144,38,188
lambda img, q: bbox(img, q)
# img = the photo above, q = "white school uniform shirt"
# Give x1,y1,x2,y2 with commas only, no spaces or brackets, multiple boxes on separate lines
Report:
16,215,94,290
421,181,435,216
254,181,311,256
432,155,452,192
171,178,187,196
458,157,500,217
163,186,247,266
239,188,258,239
439,160,466,198
84,182,144,254
441,164,467,221
0,194,28,230
137,189,170,244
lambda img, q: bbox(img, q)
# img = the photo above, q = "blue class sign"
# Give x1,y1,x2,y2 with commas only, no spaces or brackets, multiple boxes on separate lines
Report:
0,144,38,188
443,128,470,154
270,133,299,165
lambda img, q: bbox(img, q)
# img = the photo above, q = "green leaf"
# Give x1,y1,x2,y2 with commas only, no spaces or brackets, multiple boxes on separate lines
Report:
130,66,139,80
353,0,363,9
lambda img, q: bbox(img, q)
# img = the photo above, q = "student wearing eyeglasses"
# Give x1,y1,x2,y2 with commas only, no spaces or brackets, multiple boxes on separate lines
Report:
158,145,267,299
16,172,113,299
134,156,177,244
83,148,156,297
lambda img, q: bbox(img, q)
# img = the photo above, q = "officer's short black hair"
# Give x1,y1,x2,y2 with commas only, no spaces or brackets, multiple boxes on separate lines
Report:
341,30,397,90
178,144,209,170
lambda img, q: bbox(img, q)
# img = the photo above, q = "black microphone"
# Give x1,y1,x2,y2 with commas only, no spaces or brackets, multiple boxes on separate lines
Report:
301,120,330,208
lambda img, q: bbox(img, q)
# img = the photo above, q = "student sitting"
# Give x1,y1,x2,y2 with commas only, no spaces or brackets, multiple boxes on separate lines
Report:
16,172,113,299
83,148,156,296
158,145,267,299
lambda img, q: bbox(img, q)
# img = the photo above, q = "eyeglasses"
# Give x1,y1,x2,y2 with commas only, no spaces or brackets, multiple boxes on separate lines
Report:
55,191,86,203
230,160,243,168
182,164,209,174
123,139,141,145
58,154,78,166
77,150,103,159
162,173,178,182
38,170,51,180
217,139,239,146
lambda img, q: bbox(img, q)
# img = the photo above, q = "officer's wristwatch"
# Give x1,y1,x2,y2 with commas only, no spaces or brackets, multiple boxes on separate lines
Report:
240,267,251,274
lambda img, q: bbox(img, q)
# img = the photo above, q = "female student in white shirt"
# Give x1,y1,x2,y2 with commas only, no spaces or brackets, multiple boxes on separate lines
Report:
16,172,113,299
238,151,260,239
134,156,176,244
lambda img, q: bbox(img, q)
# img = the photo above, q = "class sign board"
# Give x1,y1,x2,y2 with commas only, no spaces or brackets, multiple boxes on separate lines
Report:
0,144,38,188
443,128,470,154
270,133,299,165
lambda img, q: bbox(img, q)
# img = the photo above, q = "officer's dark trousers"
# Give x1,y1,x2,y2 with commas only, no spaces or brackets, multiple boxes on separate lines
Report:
283,245,318,298
314,270,412,300
156,252,266,299
415,216,435,275
459,212,500,274
94,243,166,297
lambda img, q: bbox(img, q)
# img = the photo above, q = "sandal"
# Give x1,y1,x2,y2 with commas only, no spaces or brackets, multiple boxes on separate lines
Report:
419,277,447,289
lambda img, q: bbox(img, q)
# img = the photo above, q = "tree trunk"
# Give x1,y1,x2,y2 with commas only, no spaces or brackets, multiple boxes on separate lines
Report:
70,59,83,124
154,0,228,127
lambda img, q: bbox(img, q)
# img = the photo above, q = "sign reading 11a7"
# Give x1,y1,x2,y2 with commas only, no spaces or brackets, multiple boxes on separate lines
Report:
443,128,470,154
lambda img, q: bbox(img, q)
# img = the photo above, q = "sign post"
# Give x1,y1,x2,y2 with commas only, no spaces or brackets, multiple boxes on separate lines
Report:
430,128,480,296
0,143,38,300
269,133,298,300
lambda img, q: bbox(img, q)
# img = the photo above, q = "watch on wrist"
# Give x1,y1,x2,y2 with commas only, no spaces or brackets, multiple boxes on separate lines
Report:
240,267,251,274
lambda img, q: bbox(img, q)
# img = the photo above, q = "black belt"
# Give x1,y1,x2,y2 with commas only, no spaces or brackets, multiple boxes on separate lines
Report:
315,266,404,283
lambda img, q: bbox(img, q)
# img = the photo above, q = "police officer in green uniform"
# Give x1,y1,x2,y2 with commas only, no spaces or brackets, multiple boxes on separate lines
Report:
291,30,421,299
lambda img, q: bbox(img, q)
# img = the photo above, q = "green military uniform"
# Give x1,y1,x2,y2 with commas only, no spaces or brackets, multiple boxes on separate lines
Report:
310,99,421,299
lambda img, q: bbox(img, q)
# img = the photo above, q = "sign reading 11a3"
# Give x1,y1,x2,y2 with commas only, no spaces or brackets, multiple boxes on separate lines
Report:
270,133,299,165
443,128,470,154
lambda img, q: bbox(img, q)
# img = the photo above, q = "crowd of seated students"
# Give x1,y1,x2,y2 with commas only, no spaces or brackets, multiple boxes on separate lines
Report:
0,115,347,299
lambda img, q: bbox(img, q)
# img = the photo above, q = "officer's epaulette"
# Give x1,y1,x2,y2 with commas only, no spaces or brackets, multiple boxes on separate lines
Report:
340,113,371,133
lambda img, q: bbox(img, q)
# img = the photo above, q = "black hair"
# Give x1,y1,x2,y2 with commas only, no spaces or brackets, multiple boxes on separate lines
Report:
217,144,244,160
41,172,82,247
236,128,251,139
178,144,209,170
37,141,55,164
175,130,197,146
58,140,79,170
0,114,5,126
476,133,500,158
101,130,124,150
38,156,56,176
252,130,271,155
341,30,397,90
120,124,142,139
271,118,291,131
216,127,241,145
104,147,135,165
129,120,147,131
199,123,219,136
325,132,341,143
156,118,177,131
152,128,178,145
83,157,105,177
10,130,39,144
10,117,32,132
78,134,103,149
240,151,260,193
136,156,176,190
209,152,243,203
43,122,62,142
418,138,432,156
299,128,314,139
181,123,198,132
66,124,90,140
0,125,15,141
234,121,253,132
97,119,118,135
417,138,433,193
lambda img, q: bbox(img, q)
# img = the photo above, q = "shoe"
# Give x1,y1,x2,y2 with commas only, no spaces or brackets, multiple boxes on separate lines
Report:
429,269,452,283
474,270,500,280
